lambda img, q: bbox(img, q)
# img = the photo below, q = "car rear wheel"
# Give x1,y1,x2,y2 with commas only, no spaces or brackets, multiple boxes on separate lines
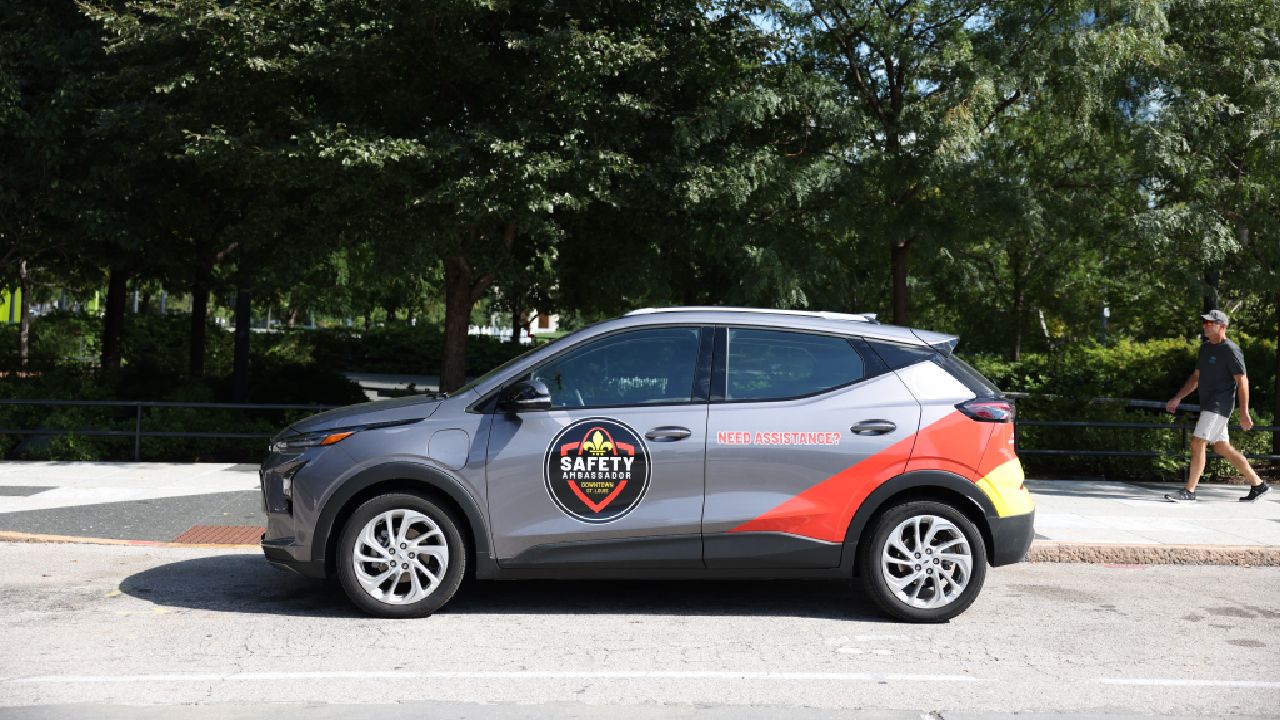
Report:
336,493,466,618
858,500,987,623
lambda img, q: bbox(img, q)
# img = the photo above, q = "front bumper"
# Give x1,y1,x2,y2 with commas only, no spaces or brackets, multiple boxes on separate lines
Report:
262,534,328,579
989,510,1035,566
259,450,327,579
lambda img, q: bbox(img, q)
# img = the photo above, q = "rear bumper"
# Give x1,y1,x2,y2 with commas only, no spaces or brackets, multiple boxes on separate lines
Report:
989,510,1035,567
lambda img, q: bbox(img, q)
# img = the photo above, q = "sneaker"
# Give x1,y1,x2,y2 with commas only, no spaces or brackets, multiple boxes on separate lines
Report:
1165,489,1197,502
1240,483,1271,502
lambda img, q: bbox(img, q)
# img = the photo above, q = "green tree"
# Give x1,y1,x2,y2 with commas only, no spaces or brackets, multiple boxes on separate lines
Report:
767,0,1161,325
87,0,337,395
0,0,105,367
1141,0,1280,447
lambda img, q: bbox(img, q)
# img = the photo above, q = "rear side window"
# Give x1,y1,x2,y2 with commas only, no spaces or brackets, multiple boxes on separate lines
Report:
865,340,1001,398
938,354,1002,397
724,328,866,401
866,341,935,371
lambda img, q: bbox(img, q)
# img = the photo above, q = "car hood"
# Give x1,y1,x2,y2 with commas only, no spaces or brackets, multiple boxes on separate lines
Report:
284,395,444,436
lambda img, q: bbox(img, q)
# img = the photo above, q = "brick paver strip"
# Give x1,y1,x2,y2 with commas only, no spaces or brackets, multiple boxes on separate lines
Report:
171,525,266,545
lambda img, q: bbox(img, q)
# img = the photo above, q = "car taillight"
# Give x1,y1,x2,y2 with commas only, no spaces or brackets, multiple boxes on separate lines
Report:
957,399,1014,423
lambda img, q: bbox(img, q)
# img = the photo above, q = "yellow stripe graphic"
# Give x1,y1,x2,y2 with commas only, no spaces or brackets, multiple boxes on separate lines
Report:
976,459,1034,517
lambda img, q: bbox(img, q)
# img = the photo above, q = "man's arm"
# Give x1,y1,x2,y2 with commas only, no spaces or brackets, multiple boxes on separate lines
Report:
1166,369,1199,413
1235,374,1253,431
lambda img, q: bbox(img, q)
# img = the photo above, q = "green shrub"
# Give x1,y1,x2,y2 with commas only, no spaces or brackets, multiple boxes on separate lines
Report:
0,311,98,371
967,335,1276,410
123,314,234,377
966,337,1278,480
240,363,368,406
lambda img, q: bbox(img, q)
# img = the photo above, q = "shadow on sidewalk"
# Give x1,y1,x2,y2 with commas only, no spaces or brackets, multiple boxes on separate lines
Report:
119,553,886,621
1029,479,1268,504
1028,480,1179,502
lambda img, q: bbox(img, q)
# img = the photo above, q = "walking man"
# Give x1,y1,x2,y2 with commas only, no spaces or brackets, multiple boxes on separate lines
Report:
1164,310,1270,502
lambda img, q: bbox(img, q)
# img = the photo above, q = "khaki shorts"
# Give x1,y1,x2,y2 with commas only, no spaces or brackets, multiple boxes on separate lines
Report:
1193,411,1230,443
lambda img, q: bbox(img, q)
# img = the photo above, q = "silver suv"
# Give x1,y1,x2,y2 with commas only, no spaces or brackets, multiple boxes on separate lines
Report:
260,307,1035,622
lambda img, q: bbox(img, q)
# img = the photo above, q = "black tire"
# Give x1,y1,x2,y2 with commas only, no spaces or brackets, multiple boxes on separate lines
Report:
335,492,466,618
857,500,987,623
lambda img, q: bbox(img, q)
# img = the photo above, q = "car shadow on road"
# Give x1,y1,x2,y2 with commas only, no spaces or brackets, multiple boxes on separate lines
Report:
119,553,355,618
120,553,889,621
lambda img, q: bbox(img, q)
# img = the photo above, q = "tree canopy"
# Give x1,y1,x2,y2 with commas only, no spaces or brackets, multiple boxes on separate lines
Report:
1,0,1277,399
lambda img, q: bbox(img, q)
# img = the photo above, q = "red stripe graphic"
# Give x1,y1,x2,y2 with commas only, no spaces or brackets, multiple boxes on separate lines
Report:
730,410,1000,543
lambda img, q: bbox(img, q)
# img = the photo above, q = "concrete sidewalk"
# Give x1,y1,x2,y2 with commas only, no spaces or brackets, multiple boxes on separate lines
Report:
0,462,1276,564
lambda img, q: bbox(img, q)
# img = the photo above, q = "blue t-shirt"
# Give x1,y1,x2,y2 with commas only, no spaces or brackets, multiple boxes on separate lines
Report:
1197,338,1246,416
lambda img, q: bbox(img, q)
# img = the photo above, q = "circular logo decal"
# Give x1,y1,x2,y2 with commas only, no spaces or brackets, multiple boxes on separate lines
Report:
543,417,652,524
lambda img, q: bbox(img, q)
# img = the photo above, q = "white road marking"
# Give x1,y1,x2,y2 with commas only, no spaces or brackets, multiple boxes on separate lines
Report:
1099,678,1280,688
17,672,1279,689
14,672,417,683
10,671,983,684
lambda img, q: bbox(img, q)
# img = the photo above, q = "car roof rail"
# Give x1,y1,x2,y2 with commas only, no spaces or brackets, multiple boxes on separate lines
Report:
625,306,879,323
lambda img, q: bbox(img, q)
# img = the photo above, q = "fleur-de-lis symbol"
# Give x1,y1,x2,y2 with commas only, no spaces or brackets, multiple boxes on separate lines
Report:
582,430,613,455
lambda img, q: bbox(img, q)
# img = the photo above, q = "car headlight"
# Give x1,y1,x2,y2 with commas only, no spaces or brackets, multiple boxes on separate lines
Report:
271,430,355,454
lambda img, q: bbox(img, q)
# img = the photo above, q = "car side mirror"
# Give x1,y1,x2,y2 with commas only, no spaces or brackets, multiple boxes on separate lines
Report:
500,379,552,412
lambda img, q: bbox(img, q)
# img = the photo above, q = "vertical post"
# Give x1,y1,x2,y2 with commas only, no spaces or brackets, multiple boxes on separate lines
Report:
134,403,142,461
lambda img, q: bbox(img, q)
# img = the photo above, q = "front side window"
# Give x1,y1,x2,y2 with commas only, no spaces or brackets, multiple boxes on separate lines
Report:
725,328,866,401
531,327,701,408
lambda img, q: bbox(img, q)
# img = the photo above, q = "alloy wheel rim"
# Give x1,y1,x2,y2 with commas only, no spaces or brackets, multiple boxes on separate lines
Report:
879,514,972,609
352,508,450,605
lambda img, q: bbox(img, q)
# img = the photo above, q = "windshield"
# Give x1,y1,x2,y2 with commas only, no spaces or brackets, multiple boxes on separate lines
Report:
450,326,593,396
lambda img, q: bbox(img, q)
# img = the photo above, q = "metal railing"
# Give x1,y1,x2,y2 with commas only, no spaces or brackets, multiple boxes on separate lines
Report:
0,398,339,460
2,395,1277,474
1008,395,1280,480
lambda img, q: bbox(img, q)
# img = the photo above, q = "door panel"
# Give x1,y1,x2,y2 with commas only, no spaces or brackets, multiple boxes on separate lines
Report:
702,328,921,566
486,407,708,566
485,325,709,567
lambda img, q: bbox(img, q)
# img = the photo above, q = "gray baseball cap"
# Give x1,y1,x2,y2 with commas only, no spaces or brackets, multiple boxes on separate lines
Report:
1201,309,1229,326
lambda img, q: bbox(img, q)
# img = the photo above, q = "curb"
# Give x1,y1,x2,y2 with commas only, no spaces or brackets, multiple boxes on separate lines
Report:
3,531,1278,566
1028,541,1280,567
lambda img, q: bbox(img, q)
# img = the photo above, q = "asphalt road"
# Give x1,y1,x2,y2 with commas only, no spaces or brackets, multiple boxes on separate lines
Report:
0,543,1277,718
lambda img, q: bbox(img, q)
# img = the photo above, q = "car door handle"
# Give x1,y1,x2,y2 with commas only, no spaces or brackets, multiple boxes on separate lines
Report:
645,426,692,442
850,420,896,436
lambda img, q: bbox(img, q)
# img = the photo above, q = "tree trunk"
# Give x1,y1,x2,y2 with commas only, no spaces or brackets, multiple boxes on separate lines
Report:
232,286,252,402
1204,267,1220,313
510,299,525,346
440,225,512,392
189,280,209,378
1010,249,1026,361
1012,289,1025,362
890,239,909,326
17,260,30,370
100,268,128,373
440,253,475,393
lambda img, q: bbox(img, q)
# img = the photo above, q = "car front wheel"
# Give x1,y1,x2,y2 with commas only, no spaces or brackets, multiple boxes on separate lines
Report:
335,493,466,618
858,500,987,623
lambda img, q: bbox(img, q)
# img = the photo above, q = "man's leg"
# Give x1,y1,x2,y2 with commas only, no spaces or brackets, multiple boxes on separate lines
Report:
1212,441,1263,486
1186,436,1208,492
